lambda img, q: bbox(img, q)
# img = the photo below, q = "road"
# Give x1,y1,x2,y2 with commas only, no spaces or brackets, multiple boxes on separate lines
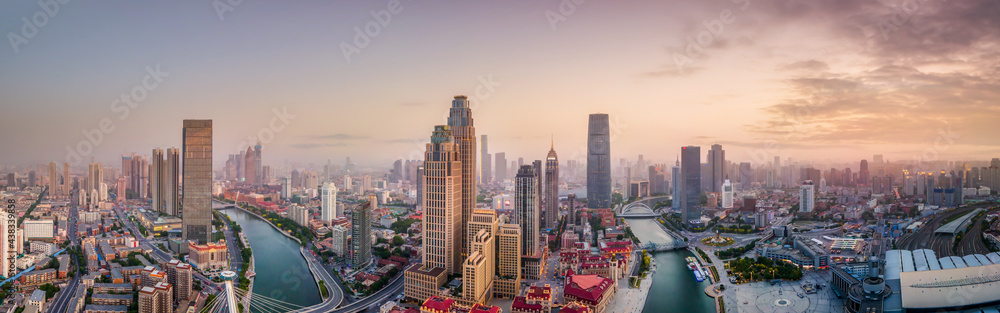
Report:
294,268,402,313
46,190,80,313
897,205,989,257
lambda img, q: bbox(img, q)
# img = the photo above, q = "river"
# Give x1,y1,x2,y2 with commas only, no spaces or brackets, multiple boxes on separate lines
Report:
221,208,321,312
624,218,717,313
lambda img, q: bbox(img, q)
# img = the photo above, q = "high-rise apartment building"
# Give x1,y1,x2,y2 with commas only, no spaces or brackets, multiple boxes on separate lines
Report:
515,165,540,256
151,148,164,213
708,144,725,193
351,201,373,269
165,260,191,302
463,209,497,306
545,143,560,230
63,162,70,196
321,182,337,222
138,282,173,313
182,119,212,245
447,95,477,264
681,146,701,223
164,148,179,216
587,113,611,209
799,180,815,213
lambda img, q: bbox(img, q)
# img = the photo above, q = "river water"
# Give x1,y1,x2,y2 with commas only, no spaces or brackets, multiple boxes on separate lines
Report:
624,218,717,313
222,208,321,312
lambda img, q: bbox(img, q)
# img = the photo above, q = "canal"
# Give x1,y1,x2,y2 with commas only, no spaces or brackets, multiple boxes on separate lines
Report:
624,218,716,313
222,208,321,312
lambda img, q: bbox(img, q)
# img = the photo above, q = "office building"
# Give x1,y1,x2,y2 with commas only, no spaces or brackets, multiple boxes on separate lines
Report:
351,201,373,269
707,144,725,193
648,164,667,195
481,135,491,184
545,142,560,230
721,179,734,209
587,113,611,209
495,153,507,183
515,165,541,256
447,95,477,264
188,241,227,270
681,146,701,223
48,162,57,195
182,119,212,245
671,158,681,210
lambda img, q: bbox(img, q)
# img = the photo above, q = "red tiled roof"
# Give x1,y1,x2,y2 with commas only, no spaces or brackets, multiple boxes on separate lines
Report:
511,297,545,313
421,296,455,312
469,304,501,313
564,275,613,304
525,285,552,300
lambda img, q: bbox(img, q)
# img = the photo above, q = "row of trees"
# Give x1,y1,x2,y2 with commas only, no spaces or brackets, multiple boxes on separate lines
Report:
727,256,803,282
715,239,758,260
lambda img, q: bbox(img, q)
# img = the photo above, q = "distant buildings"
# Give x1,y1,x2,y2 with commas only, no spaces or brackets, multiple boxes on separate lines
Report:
182,119,213,245
481,135,491,184
587,113,611,209
150,148,179,216
721,180,734,209
495,153,507,183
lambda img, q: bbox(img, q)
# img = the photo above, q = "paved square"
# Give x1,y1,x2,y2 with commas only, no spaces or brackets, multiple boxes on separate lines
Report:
723,269,844,313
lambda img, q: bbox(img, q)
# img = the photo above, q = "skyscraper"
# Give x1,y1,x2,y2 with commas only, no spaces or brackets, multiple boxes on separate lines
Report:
321,182,337,222
423,125,463,274
243,146,257,184
708,144,725,193
493,216,522,299
721,179,734,209
481,135,491,184
62,162,70,196
151,148,164,213
447,95,477,263
681,146,701,223
495,153,507,183
47,162,56,195
566,194,577,226
164,148,180,216
544,142,559,230
859,159,870,185
671,157,681,210
648,164,667,195
799,180,815,213
351,200,373,269
182,119,212,245
587,113,611,209
515,165,540,256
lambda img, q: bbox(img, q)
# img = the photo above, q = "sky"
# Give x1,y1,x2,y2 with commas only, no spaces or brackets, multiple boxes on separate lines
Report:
2,0,999,169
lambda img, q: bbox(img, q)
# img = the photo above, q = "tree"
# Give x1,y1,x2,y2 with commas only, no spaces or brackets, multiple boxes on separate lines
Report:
392,235,404,246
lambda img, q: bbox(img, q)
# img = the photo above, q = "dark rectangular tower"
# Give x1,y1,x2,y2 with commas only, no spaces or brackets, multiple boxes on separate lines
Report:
587,114,611,209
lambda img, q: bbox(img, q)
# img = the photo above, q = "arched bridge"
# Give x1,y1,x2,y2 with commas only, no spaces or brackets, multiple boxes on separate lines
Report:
639,241,687,252
618,196,670,217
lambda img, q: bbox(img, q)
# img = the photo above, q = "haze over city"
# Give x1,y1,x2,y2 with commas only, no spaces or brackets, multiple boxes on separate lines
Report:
3,0,999,167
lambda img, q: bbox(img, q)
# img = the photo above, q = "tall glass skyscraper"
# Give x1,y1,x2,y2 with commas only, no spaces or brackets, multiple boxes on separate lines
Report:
681,146,701,223
515,165,540,256
587,113,611,209
182,119,213,245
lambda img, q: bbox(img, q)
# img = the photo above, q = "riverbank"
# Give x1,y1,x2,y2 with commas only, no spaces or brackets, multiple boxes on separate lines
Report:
624,218,717,313
223,203,303,244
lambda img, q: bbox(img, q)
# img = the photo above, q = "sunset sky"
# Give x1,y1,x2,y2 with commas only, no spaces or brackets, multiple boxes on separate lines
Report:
2,0,998,168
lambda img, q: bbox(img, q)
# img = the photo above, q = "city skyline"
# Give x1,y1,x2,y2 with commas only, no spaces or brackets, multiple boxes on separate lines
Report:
4,1,1000,167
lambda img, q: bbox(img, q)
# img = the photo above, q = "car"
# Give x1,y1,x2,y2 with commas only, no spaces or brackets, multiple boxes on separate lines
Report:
797,294,804,298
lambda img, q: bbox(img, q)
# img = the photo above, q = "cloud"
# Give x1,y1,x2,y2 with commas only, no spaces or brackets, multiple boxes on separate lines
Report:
309,134,369,140
398,102,425,107
291,143,351,149
779,60,829,72
638,66,705,78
